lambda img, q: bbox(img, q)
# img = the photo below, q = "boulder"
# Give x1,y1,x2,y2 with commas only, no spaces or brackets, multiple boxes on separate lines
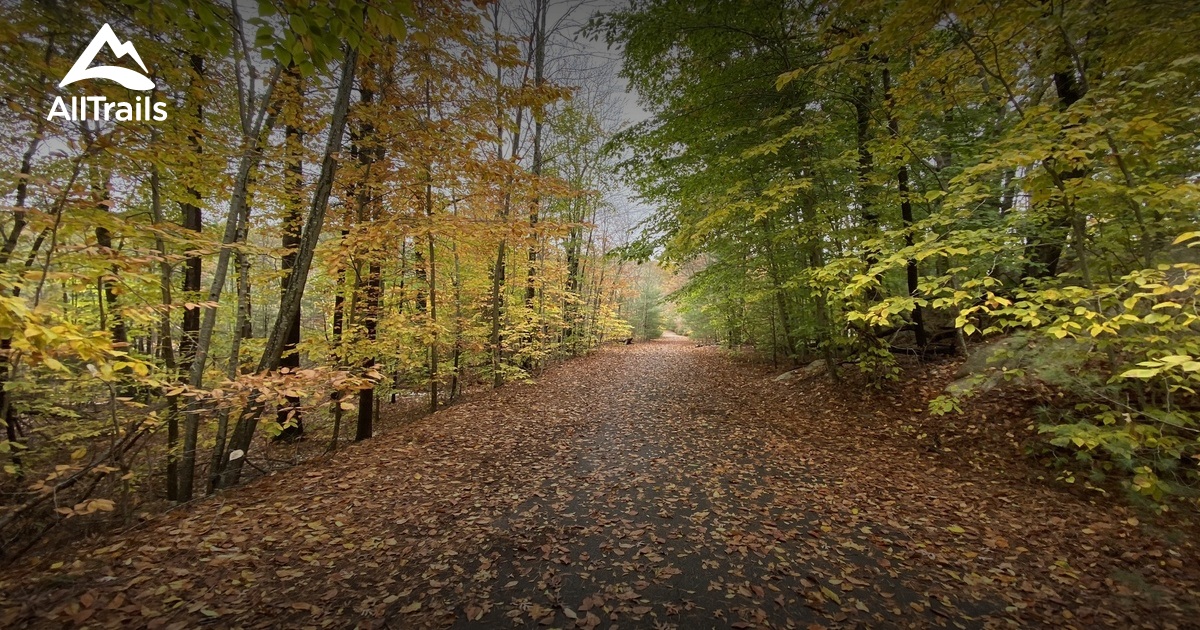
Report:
774,359,827,383
954,335,1025,379
947,332,1098,398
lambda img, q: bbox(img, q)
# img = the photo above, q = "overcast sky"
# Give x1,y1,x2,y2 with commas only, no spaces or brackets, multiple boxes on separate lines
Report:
538,0,656,243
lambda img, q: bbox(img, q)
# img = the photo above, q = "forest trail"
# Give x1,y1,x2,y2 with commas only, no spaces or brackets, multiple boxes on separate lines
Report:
1,335,1197,629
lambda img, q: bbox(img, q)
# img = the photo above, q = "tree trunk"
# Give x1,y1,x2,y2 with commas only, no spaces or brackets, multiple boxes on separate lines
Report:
356,254,379,442
172,56,207,500
762,219,798,365
216,49,359,489
883,66,926,347
0,37,55,480
853,65,881,302
207,203,253,494
562,200,583,345
330,230,348,450
1023,65,1087,281
352,65,382,443
90,169,128,348
490,241,507,387
426,226,438,412
259,49,358,375
277,66,305,442
149,122,180,499
423,75,439,412
449,203,463,401
523,0,547,364
177,67,281,501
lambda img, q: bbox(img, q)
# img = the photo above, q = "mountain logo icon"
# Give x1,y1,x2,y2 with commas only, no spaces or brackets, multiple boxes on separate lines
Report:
60,23,154,91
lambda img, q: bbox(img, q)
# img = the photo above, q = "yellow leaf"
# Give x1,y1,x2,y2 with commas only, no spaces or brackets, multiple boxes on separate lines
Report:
1171,231,1200,245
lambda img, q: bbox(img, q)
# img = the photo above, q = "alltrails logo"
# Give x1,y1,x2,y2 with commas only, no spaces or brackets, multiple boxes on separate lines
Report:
47,23,167,122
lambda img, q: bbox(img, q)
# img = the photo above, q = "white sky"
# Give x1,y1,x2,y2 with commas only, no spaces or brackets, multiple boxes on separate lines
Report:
539,0,655,241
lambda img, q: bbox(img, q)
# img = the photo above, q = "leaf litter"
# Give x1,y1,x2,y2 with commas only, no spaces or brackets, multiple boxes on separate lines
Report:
0,335,1197,628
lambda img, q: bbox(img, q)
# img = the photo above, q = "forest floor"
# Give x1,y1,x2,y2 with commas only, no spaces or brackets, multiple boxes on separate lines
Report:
1,333,1198,629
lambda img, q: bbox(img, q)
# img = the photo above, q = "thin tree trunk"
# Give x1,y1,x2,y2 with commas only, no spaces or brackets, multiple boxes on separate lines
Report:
488,0,533,387
277,66,305,441
352,62,384,443
523,0,547,364
215,48,358,489
148,122,180,499
207,207,253,494
423,75,439,413
172,57,208,500
562,198,584,345
853,62,880,301
0,37,55,480
1022,66,1087,280
883,66,927,347
427,218,438,413
450,203,463,401
330,228,349,451
90,168,128,348
762,220,798,365
391,236,406,403
177,67,281,501
0,36,53,264
490,241,507,387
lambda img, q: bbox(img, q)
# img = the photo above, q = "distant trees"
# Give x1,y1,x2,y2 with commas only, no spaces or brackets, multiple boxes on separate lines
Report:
623,264,665,341
599,0,1200,500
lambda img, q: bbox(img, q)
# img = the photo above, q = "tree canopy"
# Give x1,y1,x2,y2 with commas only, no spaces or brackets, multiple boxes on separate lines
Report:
0,0,645,551
597,0,1200,502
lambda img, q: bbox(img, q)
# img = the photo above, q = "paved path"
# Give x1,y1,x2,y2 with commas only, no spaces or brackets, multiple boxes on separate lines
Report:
454,333,988,629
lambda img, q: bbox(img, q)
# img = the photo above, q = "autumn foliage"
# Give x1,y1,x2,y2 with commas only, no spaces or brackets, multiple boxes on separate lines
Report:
0,0,636,554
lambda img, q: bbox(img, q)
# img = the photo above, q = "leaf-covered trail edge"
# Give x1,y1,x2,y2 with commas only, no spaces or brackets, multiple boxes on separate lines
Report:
1,334,1197,628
